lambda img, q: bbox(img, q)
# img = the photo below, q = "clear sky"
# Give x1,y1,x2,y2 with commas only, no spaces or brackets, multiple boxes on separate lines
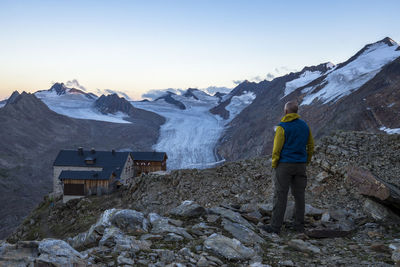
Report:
1,0,399,100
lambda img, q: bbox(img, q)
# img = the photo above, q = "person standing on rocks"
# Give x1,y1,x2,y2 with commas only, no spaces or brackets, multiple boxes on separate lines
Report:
262,100,314,234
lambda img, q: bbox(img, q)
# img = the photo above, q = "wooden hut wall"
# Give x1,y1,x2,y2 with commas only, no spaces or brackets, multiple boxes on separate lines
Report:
63,179,109,195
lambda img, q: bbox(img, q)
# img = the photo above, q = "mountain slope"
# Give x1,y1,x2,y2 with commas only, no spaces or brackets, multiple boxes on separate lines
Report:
0,92,163,239
216,37,400,161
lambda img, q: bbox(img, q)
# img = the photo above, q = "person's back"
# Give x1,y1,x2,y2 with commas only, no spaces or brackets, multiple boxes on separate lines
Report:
278,115,310,163
262,101,314,234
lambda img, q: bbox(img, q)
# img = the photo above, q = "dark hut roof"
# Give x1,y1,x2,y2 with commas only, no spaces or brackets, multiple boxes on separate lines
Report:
131,151,167,162
59,170,110,180
54,150,131,167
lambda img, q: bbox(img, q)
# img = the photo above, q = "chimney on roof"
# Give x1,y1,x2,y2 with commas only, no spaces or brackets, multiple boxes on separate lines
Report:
112,149,116,155
78,147,83,155
91,148,96,154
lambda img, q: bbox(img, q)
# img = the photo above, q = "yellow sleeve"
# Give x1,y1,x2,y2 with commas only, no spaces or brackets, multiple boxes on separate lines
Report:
307,129,314,163
272,126,285,168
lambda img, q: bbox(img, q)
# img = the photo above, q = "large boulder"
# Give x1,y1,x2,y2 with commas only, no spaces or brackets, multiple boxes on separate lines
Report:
111,209,149,234
221,219,265,245
36,239,87,266
203,233,256,261
99,227,151,253
0,241,39,266
149,213,193,240
209,207,254,229
363,199,400,222
169,200,206,218
68,208,117,250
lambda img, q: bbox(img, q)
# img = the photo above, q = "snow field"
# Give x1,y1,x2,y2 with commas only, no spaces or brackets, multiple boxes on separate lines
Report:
301,42,400,105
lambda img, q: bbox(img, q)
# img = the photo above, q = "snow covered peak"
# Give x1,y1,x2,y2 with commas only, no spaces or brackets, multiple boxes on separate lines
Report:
49,82,68,95
377,37,398,47
301,39,400,105
326,62,335,69
36,82,97,100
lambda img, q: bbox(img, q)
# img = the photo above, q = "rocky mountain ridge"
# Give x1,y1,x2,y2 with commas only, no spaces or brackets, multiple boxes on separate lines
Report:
4,131,400,266
216,37,400,161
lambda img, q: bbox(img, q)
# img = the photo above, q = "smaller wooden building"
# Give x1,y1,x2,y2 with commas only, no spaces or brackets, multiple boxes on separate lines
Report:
131,152,168,176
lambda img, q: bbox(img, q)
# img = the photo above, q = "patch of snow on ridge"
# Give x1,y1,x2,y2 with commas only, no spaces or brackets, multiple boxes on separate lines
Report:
301,42,400,105
225,91,256,120
380,126,400,134
283,71,322,97
35,91,130,124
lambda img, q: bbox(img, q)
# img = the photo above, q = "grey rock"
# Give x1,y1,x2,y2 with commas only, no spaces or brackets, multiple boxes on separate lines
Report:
205,255,224,265
392,249,400,265
315,171,330,183
363,199,400,222
178,247,193,258
249,262,272,267
288,239,321,254
169,200,206,218
221,219,265,245
117,254,135,266
197,256,209,267
99,227,151,253
68,208,117,249
155,249,175,264
321,212,330,223
111,209,149,233
0,241,38,266
164,233,184,242
209,207,254,229
150,215,193,240
278,259,295,266
203,233,255,261
37,239,87,266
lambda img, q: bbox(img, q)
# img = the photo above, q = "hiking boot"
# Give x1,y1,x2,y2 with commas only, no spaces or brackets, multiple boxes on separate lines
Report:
285,222,304,233
293,225,304,233
260,225,280,234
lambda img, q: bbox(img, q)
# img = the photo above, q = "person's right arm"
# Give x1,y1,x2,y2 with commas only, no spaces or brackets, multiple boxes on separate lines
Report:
272,126,285,168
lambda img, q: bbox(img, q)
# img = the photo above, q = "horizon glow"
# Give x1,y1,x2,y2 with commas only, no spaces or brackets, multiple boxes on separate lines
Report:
1,0,400,100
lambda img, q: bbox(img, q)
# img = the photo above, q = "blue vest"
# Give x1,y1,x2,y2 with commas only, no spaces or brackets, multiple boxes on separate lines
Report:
278,118,309,163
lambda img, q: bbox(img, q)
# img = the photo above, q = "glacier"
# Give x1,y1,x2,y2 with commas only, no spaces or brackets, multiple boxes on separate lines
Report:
134,90,255,169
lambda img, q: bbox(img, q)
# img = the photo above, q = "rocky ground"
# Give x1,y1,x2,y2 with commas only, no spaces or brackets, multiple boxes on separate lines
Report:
2,131,400,266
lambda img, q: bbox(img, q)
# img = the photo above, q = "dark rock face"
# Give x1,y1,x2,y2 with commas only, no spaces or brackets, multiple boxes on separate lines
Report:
155,92,186,110
49,82,68,95
94,93,166,125
0,91,163,239
210,80,267,119
5,91,20,105
94,94,136,115
213,92,226,103
182,88,200,100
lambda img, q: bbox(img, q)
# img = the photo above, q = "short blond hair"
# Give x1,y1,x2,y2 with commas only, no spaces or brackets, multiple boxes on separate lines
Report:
284,101,298,113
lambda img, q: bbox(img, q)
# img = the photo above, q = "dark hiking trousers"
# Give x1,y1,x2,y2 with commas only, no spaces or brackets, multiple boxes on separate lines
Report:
270,162,307,231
